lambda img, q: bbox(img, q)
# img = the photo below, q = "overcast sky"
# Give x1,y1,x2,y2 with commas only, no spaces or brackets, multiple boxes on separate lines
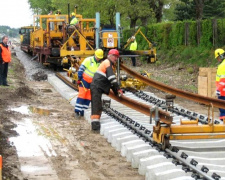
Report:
0,0,33,29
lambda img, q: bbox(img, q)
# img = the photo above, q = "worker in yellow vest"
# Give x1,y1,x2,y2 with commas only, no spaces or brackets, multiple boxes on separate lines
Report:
70,12,79,27
75,49,104,118
129,36,137,67
215,48,225,120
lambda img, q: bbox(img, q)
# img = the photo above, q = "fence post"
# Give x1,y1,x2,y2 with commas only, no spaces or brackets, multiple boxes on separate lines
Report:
197,20,201,46
212,19,217,47
185,22,189,46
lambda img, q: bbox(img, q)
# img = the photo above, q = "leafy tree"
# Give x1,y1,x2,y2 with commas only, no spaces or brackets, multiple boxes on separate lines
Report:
174,0,195,21
203,0,225,19
162,0,180,21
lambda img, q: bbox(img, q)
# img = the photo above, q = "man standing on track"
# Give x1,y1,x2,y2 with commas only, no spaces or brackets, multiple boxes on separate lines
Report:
74,49,104,118
90,49,123,131
0,36,11,86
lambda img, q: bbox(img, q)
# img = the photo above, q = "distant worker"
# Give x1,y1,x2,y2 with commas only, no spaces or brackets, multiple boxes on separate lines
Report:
215,48,225,120
70,12,79,27
129,36,137,67
90,49,123,131
0,36,11,86
55,10,61,15
74,49,104,118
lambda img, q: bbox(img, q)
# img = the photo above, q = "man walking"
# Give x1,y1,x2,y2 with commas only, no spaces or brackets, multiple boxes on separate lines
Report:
75,49,104,118
90,49,123,131
0,36,11,86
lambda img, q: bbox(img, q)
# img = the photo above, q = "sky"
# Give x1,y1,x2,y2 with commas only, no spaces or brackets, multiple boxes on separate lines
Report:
0,0,33,29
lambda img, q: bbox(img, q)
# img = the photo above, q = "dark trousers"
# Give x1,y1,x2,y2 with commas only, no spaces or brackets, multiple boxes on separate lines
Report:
131,57,136,66
90,83,103,119
218,96,225,119
0,62,8,85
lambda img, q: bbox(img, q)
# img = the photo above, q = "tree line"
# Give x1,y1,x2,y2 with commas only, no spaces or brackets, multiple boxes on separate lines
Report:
0,26,19,38
28,0,225,29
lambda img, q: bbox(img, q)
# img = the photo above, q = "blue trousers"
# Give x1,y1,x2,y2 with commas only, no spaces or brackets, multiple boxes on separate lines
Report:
0,62,8,85
218,96,225,119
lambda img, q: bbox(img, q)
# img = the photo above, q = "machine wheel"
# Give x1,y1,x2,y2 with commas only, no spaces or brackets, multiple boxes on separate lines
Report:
162,135,170,150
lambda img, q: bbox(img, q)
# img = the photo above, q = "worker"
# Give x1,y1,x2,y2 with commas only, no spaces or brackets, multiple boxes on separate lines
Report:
0,36,11,86
215,48,225,120
90,49,123,131
129,36,137,67
74,49,104,118
55,10,61,15
70,12,79,27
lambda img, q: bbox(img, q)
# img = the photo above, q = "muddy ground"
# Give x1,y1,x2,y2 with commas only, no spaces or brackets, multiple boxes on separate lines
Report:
0,49,144,180
0,48,220,180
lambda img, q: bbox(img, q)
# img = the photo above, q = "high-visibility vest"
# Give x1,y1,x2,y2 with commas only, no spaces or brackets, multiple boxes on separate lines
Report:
216,60,225,96
0,44,11,63
70,17,78,25
130,40,137,51
82,56,100,83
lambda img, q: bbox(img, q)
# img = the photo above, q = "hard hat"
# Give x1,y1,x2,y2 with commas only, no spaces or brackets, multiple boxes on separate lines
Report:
95,49,104,59
215,48,225,59
108,49,119,57
71,12,75,16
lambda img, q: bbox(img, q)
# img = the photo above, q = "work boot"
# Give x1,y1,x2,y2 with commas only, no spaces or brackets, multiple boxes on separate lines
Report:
74,112,80,119
91,120,100,131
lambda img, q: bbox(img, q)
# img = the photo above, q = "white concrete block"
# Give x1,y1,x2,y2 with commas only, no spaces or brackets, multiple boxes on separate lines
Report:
101,123,121,135
132,149,159,168
138,155,170,175
107,128,129,143
103,126,124,138
116,135,140,151
112,134,137,148
121,140,146,157
145,168,190,180
126,144,151,162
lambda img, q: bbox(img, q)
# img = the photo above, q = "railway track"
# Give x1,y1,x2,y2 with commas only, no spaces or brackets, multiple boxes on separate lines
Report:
54,72,225,180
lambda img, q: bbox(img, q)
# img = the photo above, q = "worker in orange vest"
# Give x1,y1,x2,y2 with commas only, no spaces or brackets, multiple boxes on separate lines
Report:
0,36,11,86
90,49,123,131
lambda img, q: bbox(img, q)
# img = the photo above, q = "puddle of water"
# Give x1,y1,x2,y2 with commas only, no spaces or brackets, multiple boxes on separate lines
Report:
11,106,30,115
10,118,57,177
29,106,50,116
11,106,51,116
41,89,52,93
10,118,57,157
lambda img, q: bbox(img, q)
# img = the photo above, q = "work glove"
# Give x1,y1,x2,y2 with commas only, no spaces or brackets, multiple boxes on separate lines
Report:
77,80,81,85
216,90,221,96
118,89,123,97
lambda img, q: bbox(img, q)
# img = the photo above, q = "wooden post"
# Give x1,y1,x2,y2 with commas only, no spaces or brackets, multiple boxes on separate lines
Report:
185,22,189,46
197,20,201,46
212,19,217,47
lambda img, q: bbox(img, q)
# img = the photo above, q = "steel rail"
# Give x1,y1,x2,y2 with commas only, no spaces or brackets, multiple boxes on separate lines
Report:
55,72,173,122
121,63,225,109
106,107,215,180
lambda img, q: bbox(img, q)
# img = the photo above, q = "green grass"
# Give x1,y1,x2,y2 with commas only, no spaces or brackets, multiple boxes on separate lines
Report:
157,46,218,68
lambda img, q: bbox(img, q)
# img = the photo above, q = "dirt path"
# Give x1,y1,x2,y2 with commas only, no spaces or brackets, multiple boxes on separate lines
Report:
0,50,144,179
0,48,220,180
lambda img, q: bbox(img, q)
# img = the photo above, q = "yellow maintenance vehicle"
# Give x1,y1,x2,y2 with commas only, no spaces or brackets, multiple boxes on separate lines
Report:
19,26,34,55
19,6,156,89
